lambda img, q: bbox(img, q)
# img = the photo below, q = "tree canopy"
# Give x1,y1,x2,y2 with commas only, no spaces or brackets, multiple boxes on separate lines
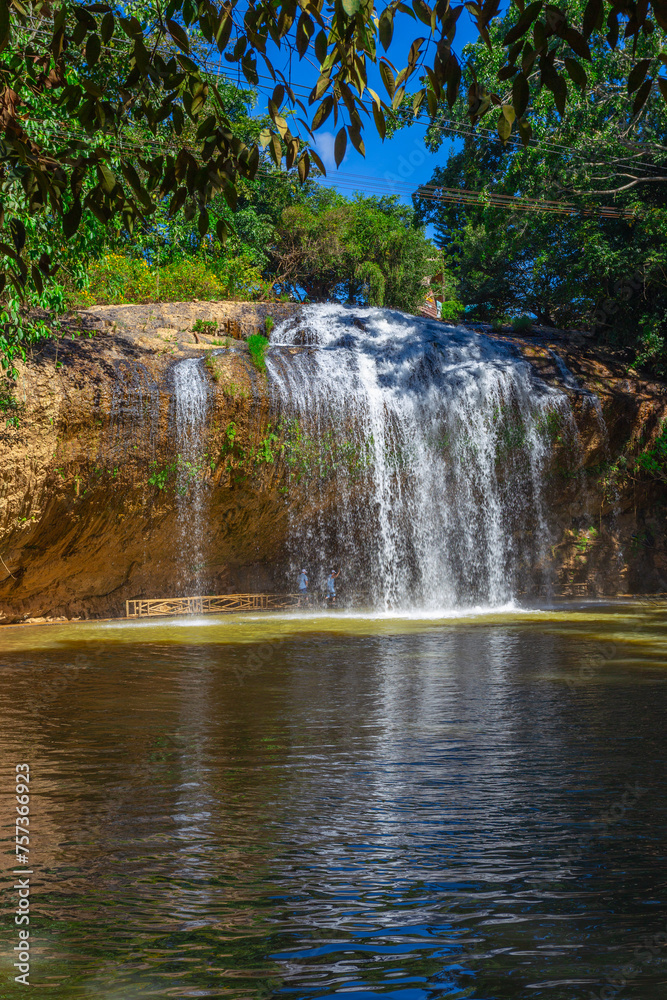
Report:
270,190,436,308
2,0,667,308
412,0,667,370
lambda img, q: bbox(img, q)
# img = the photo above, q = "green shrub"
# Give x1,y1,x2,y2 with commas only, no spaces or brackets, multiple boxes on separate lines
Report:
69,251,272,307
636,423,667,482
70,254,226,306
491,317,505,332
247,333,269,372
193,318,218,335
635,321,666,378
265,315,274,337
439,299,464,323
212,252,266,300
512,315,533,333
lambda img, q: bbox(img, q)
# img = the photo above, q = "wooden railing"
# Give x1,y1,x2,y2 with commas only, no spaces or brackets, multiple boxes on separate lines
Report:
125,593,302,618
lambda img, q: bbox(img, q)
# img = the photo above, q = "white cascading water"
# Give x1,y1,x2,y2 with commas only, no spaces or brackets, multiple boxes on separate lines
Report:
172,357,209,592
267,304,573,610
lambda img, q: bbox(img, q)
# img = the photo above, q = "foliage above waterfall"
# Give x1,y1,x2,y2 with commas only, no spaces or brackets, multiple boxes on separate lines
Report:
271,191,436,310
413,0,667,370
2,158,437,348
2,0,667,311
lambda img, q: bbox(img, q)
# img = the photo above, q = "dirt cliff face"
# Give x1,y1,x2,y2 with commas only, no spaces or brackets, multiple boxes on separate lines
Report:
0,303,666,623
500,330,667,595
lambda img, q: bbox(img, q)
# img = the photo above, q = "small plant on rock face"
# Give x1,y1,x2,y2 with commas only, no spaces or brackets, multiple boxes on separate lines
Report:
193,319,217,335
636,422,667,483
265,315,274,337
247,333,269,372
1,375,22,428
203,352,220,383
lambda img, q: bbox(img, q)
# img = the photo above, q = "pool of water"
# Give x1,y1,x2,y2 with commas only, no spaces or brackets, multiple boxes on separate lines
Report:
1,601,666,998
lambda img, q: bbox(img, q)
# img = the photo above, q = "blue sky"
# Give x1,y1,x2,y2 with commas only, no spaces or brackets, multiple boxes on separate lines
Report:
258,11,481,206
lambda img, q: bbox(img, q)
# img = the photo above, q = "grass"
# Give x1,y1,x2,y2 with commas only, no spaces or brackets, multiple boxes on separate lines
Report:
247,333,269,372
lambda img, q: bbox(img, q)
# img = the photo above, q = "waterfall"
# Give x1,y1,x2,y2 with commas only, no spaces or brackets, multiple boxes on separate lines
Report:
172,357,209,593
267,304,572,610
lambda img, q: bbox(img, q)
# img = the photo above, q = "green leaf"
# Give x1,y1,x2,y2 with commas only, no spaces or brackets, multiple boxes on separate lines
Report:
312,95,334,129
628,58,651,94
270,133,282,165
9,219,25,254
0,0,10,50
497,111,511,142
119,16,142,38
379,60,396,98
348,125,365,155
63,200,82,239
85,33,101,66
564,57,587,89
169,188,187,216
197,209,209,238
341,0,361,14
379,10,393,51
517,117,532,145
100,12,114,43
606,9,619,48
215,13,232,51
503,2,543,46
658,77,667,103
372,101,386,139
334,127,347,166
196,115,216,139
412,0,432,27
296,13,314,57
97,162,116,194
582,0,602,37
314,30,327,63
166,19,190,54
297,152,309,182
309,148,327,175
564,28,591,61
31,264,43,296
632,77,652,116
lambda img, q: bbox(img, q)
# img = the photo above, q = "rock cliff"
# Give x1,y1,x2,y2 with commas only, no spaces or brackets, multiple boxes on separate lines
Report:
0,302,665,623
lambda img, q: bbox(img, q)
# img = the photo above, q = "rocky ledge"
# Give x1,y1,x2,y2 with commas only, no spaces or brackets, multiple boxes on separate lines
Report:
0,302,665,623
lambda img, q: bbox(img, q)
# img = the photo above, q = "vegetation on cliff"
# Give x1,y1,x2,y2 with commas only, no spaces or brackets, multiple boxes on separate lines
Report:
414,0,667,374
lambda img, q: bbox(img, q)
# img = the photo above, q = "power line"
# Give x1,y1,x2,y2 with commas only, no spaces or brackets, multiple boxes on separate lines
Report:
318,171,635,218
15,17,667,179
22,118,641,220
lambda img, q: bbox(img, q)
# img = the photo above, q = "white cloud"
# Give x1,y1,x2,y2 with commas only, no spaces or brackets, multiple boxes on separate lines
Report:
313,130,348,171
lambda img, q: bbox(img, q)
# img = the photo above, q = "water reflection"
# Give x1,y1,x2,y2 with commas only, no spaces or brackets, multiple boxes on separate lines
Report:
0,604,666,998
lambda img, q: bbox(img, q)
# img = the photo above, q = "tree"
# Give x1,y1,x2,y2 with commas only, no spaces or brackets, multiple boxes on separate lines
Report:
270,190,436,310
2,0,667,319
413,0,667,358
